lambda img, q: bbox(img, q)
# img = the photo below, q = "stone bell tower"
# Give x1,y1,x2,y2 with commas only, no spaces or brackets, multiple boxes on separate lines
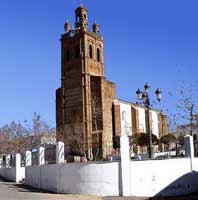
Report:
56,5,116,158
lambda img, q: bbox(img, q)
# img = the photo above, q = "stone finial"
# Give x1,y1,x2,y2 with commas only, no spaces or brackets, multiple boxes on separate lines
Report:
64,20,71,32
93,21,99,34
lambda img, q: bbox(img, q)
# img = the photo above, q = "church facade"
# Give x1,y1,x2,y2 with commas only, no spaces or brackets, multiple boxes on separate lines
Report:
56,5,168,158
113,100,168,138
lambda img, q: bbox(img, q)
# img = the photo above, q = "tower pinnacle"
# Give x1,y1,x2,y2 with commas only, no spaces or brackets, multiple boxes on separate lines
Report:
93,21,99,34
75,4,88,30
64,20,71,32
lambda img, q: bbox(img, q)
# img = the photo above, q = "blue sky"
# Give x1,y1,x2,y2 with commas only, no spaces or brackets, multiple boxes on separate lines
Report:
0,0,197,127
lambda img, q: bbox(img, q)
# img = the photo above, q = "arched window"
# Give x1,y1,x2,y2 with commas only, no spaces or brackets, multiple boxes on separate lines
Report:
75,46,80,59
77,16,80,23
97,48,100,62
122,111,126,121
66,48,70,61
89,45,93,59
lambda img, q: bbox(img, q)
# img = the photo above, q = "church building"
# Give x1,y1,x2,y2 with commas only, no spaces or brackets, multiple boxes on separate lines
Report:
56,5,168,158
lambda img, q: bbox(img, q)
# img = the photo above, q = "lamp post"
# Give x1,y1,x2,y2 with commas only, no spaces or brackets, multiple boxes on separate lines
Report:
136,83,161,158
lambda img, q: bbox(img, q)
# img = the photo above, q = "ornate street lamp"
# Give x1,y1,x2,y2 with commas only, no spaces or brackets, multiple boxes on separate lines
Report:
144,82,150,93
136,83,162,159
155,88,162,102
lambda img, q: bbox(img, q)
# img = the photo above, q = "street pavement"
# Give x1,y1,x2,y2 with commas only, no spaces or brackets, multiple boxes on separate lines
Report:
0,177,198,200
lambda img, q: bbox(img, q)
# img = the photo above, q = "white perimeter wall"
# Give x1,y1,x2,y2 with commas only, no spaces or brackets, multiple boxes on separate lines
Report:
25,158,198,197
25,161,120,196
0,167,25,183
130,158,198,197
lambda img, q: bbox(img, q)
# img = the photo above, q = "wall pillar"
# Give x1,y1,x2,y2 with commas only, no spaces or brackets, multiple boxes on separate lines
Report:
120,135,131,196
38,147,45,166
184,134,194,171
6,154,10,168
56,141,64,164
25,151,32,167
15,153,21,169
15,153,21,183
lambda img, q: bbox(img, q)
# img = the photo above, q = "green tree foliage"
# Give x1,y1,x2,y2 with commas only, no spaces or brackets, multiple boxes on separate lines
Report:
131,133,158,146
160,134,176,145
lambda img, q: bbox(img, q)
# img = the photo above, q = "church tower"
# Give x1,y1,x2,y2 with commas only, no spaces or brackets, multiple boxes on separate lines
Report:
56,5,116,158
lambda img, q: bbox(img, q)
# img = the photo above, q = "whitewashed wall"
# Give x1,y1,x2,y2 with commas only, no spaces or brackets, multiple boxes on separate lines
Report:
137,107,146,133
0,167,25,183
130,158,198,197
0,167,16,181
25,158,198,197
120,102,132,136
151,110,159,138
16,167,25,183
25,161,120,196
25,165,42,188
